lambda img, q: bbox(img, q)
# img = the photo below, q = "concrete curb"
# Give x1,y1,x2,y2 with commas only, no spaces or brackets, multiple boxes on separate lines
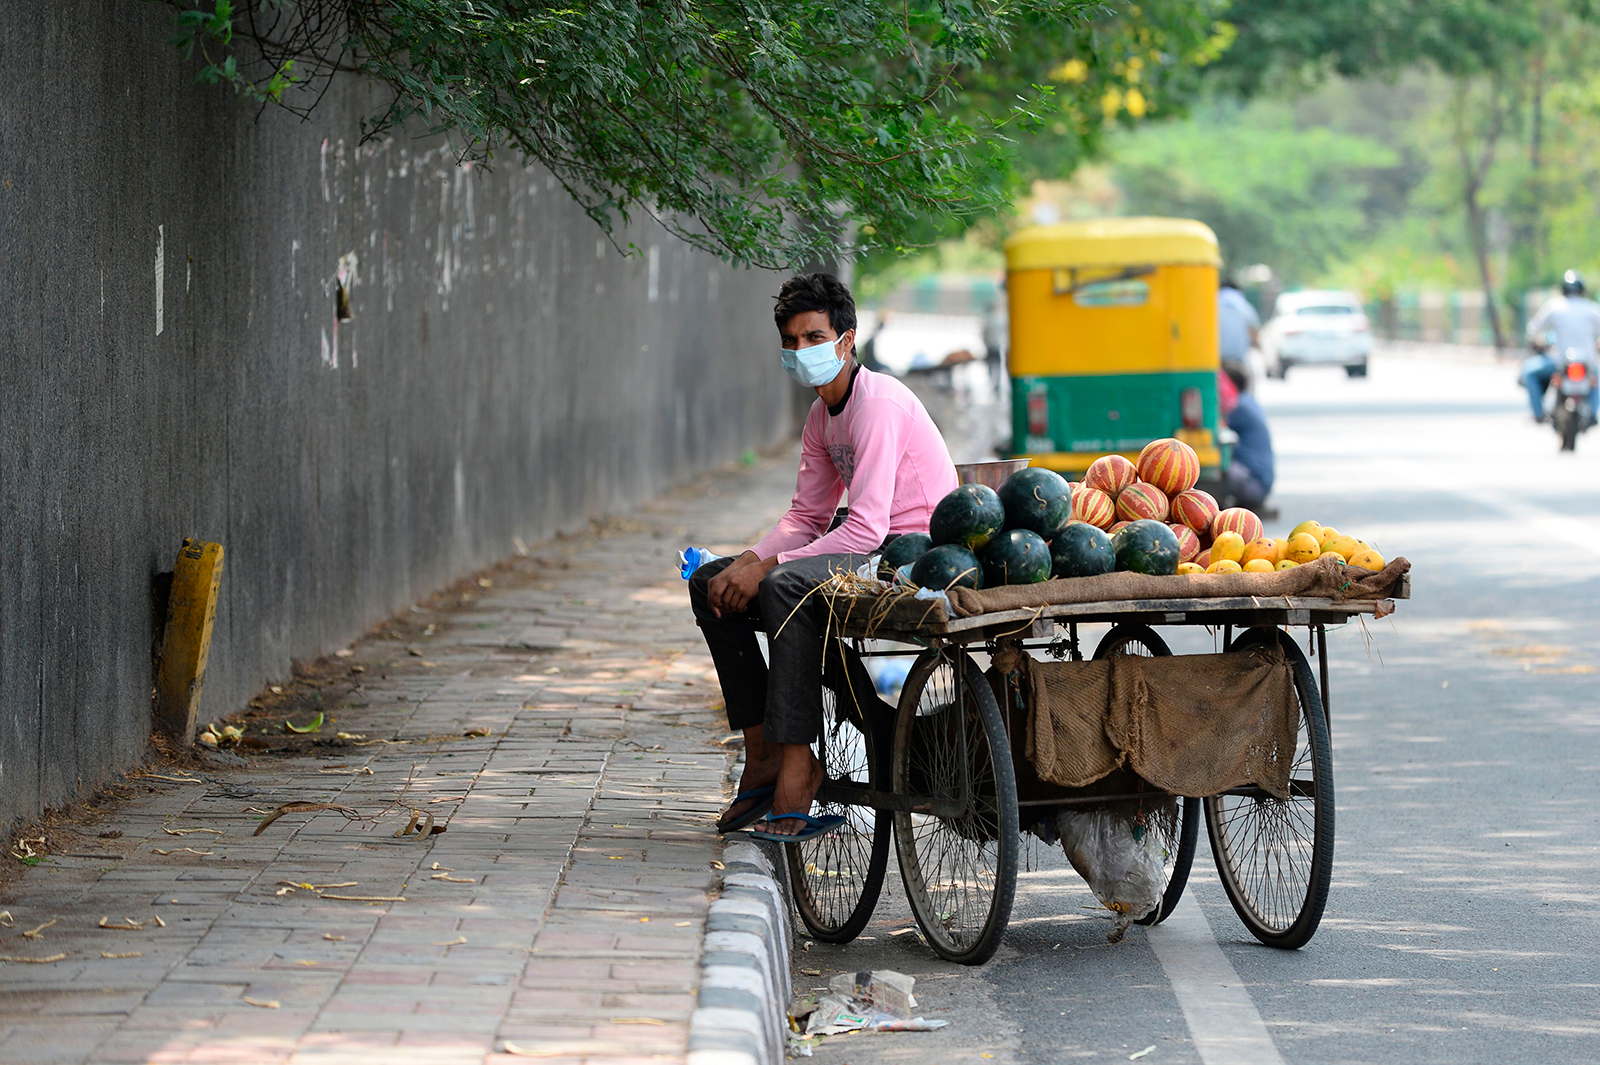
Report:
688,840,793,1065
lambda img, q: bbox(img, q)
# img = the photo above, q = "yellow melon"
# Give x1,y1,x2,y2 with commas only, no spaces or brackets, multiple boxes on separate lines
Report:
1177,562,1205,575
1241,538,1281,565
1276,559,1299,570
1284,533,1321,564
1318,526,1342,549
1211,530,1246,564
1206,559,1243,574
1289,520,1324,541
1348,548,1385,572
1243,558,1275,573
1324,534,1361,560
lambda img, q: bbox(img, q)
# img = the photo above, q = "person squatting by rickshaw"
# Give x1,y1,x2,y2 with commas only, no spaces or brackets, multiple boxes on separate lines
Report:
689,273,958,842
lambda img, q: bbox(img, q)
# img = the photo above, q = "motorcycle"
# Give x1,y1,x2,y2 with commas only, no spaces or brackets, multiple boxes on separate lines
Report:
1545,346,1598,451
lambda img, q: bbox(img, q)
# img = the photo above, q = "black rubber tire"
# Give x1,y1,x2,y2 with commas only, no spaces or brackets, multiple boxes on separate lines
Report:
1345,363,1368,378
1092,625,1200,927
892,647,1019,965
1204,627,1335,949
786,639,892,943
1560,406,1579,451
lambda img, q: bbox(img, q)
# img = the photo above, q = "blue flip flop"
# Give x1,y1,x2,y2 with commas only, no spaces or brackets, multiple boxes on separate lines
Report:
744,812,847,844
716,785,776,834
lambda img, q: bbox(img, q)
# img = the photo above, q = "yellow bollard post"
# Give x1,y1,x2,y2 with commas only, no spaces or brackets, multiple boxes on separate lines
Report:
153,539,225,743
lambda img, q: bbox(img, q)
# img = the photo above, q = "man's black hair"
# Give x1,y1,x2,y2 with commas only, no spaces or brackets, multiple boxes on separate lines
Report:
774,273,857,347
1222,361,1250,393
1220,275,1240,290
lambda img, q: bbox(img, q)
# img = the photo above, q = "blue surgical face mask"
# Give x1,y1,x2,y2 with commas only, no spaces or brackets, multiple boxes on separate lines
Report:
780,333,848,387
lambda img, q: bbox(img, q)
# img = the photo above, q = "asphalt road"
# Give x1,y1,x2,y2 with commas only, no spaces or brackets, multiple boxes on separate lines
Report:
789,346,1600,1064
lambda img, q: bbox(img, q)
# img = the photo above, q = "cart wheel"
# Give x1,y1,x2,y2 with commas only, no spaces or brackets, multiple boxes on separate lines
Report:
892,647,1019,965
785,639,891,943
1204,627,1334,948
1093,625,1199,927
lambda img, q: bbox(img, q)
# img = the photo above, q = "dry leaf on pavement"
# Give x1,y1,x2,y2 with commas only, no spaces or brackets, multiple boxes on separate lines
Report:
502,1043,543,1057
320,893,406,902
22,917,59,939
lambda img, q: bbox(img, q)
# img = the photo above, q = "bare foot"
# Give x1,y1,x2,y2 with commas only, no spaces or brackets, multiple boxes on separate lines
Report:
717,727,780,830
759,743,824,837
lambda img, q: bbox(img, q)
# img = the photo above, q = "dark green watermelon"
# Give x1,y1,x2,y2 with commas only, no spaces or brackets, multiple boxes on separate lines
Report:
977,529,1052,586
929,484,1005,550
998,468,1073,540
911,544,983,591
1050,522,1115,579
1111,519,1181,576
878,532,933,580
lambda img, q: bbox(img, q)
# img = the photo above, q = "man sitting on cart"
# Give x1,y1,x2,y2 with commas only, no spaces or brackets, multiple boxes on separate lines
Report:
690,273,959,841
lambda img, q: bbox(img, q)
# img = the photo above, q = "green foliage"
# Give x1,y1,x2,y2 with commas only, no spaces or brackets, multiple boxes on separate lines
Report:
1108,100,1398,282
154,0,1114,269
1206,0,1541,95
166,0,299,102
974,0,1235,181
850,0,1233,279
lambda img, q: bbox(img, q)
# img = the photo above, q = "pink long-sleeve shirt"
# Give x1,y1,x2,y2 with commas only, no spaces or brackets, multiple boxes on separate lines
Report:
750,367,958,564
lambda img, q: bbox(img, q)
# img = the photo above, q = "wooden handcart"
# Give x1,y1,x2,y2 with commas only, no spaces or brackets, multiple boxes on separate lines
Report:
783,580,1409,966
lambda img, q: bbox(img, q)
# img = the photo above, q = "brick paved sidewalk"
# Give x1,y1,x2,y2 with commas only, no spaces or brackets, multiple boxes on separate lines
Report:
0,455,794,1065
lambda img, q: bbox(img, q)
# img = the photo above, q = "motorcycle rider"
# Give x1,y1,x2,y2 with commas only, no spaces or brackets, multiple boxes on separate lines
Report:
1521,270,1600,423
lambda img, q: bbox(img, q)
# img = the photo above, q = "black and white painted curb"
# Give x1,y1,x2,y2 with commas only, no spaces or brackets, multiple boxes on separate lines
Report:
688,839,793,1065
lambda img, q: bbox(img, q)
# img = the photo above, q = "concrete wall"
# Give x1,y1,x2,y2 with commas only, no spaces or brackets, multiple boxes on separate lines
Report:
0,3,794,829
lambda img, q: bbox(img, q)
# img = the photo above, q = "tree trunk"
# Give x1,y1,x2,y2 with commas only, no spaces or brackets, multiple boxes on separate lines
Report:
1465,185,1508,350
1454,76,1508,351
1529,45,1545,286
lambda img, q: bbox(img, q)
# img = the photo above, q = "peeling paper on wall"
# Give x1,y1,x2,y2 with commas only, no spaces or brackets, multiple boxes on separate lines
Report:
337,252,359,367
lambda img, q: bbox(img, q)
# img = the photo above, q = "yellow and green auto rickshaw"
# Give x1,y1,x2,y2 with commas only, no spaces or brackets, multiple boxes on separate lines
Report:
1003,217,1230,483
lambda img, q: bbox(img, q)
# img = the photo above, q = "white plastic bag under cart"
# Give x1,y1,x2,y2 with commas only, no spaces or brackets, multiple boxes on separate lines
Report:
1055,807,1165,942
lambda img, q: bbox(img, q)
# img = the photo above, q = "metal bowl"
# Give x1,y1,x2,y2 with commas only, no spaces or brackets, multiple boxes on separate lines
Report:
954,458,1032,490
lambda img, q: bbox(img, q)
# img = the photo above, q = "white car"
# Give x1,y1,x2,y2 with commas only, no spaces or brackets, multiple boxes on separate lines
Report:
1260,290,1372,378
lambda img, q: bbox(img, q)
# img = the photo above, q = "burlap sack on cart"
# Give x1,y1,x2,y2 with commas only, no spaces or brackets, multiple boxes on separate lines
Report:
1025,641,1299,799
946,554,1409,619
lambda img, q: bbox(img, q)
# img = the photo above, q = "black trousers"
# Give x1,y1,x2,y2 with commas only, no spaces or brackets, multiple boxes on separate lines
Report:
689,553,873,745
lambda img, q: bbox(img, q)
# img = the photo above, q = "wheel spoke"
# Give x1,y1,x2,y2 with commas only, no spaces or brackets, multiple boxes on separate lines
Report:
788,643,888,942
1204,629,1333,947
893,649,1017,963
1094,626,1198,928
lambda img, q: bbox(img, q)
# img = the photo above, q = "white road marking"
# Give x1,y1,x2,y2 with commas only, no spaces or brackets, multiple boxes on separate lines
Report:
1146,896,1285,1065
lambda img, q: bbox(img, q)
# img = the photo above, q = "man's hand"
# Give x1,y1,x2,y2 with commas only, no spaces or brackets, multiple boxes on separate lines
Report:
708,553,778,617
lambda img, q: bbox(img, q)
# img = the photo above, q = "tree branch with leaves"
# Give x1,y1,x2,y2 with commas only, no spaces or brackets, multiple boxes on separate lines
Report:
153,0,1124,269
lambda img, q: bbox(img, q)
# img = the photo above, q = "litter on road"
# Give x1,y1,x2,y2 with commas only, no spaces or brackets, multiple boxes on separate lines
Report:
790,970,951,1041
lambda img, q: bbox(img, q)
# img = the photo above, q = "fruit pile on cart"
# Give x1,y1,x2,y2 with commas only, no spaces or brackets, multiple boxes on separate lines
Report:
782,448,1410,965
